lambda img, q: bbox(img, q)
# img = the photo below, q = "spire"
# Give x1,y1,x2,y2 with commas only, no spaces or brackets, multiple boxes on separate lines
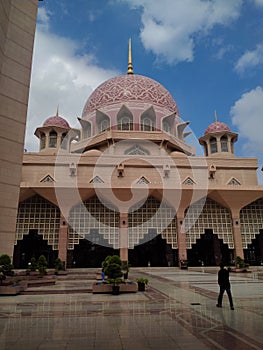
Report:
127,38,134,74
214,110,218,123
56,105,59,117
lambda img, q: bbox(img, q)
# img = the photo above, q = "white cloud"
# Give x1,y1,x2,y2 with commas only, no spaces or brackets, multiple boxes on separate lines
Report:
252,0,263,6
25,8,118,152
122,0,242,64
234,44,263,74
230,87,263,181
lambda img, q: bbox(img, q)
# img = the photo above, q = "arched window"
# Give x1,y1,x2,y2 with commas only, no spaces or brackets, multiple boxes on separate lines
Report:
83,124,91,138
49,131,57,148
142,117,153,131
40,132,46,150
118,116,133,130
100,119,109,132
210,137,217,154
221,135,228,152
163,121,171,133
61,133,67,149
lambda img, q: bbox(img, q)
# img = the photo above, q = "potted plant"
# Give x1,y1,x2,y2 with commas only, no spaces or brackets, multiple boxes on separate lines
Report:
27,257,38,275
121,260,130,279
232,256,250,272
37,255,48,277
0,254,14,276
180,260,188,269
0,254,26,295
54,258,65,274
102,255,123,295
136,278,148,291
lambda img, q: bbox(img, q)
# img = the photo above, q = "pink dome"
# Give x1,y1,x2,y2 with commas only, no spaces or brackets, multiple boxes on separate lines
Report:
82,74,178,117
43,116,70,129
205,121,230,135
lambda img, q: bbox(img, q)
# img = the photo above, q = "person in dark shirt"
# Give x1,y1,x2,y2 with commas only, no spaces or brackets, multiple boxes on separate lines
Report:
216,263,234,310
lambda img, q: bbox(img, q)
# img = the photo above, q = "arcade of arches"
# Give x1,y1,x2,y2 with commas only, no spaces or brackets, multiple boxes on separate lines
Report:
13,195,263,268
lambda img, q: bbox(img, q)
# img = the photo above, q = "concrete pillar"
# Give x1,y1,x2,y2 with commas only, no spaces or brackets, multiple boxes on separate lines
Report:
0,0,38,259
232,214,244,259
177,213,187,265
58,216,68,268
119,213,128,261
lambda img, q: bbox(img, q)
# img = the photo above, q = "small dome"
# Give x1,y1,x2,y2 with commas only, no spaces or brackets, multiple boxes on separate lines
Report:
84,149,102,156
43,115,70,129
205,121,230,135
170,151,186,157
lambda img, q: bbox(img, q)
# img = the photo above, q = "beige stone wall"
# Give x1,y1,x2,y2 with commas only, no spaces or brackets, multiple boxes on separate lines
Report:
0,0,38,257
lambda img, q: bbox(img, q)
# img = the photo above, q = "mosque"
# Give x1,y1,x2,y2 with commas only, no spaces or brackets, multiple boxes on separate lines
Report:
13,41,263,269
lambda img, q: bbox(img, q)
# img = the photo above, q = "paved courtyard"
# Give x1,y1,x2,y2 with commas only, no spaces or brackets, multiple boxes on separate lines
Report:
0,267,263,350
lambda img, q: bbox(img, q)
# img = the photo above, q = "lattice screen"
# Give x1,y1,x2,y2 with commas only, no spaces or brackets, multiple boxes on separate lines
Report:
68,196,120,249
128,197,177,248
184,198,234,249
240,199,263,248
16,195,60,249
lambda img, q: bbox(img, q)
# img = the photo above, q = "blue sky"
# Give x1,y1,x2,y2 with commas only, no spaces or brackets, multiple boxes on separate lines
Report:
26,0,263,181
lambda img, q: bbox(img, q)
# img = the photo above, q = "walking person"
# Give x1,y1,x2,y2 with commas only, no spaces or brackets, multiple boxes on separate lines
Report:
216,263,234,310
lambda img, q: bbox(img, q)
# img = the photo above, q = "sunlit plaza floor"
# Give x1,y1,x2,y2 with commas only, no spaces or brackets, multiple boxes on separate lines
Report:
0,266,263,350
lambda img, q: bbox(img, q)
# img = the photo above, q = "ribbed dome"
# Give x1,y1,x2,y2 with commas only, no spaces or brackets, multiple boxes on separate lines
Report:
82,74,178,117
43,115,70,129
205,121,230,135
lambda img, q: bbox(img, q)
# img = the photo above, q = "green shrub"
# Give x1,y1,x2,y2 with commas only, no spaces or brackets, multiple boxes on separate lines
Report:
0,254,14,276
102,255,123,284
29,257,37,271
235,256,246,268
37,255,48,276
136,278,148,285
54,258,64,272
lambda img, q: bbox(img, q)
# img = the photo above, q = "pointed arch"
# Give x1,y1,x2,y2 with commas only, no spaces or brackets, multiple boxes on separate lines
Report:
162,114,175,134
96,110,110,133
117,105,133,130
220,134,228,152
125,144,150,155
210,136,217,153
49,130,57,148
40,132,46,150
140,106,156,131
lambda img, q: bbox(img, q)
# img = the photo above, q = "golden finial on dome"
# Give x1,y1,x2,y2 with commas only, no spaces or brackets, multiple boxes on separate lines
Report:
127,38,134,74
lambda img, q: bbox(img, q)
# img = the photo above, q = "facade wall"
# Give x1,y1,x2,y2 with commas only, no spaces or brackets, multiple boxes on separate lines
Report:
0,0,38,256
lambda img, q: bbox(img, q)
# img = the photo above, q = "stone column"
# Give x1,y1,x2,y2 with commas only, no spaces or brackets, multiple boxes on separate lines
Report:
119,213,128,261
177,212,187,266
58,216,68,268
231,212,244,259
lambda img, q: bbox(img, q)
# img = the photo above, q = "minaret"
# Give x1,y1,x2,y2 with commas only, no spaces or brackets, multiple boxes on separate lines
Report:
127,38,134,74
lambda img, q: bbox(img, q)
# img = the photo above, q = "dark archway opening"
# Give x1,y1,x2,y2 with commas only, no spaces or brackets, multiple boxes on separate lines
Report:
129,234,169,267
187,229,232,266
68,239,116,268
13,229,57,268
244,230,263,265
